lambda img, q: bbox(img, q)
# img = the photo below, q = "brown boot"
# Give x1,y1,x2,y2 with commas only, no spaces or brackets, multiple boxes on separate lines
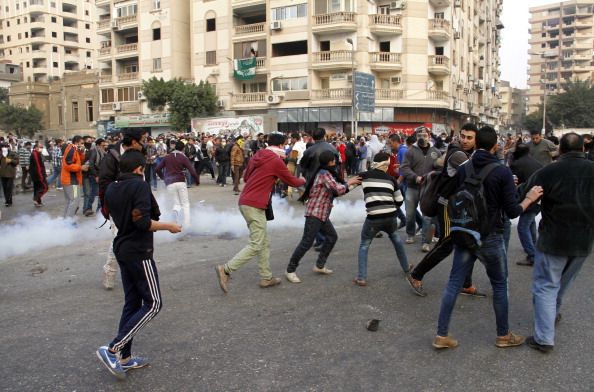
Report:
259,277,281,288
495,331,525,348
215,265,229,293
433,335,459,349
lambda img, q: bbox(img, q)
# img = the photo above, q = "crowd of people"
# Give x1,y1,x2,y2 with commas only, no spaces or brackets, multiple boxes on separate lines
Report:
0,125,592,379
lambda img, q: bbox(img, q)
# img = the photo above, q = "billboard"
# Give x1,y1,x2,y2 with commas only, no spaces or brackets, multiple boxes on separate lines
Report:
191,116,264,137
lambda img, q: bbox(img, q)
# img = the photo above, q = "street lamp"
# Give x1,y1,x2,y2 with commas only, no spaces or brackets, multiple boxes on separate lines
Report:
346,38,356,138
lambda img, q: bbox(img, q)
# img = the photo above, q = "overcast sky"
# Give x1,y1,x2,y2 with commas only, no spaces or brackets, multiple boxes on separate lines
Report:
500,0,558,88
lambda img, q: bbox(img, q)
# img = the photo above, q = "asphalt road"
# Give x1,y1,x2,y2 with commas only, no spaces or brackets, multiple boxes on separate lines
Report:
1,179,593,391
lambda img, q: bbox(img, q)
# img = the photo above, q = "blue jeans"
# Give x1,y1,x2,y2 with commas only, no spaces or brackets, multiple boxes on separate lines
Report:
517,210,538,259
145,163,157,189
404,186,431,243
217,162,230,185
357,217,409,280
47,165,61,188
532,250,586,345
83,176,99,212
437,233,509,337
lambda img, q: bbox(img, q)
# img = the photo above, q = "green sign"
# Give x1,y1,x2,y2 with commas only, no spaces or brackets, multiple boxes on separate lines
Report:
233,57,256,80
115,113,171,128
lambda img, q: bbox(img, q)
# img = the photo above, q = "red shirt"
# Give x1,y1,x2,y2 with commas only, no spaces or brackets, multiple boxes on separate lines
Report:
337,143,346,163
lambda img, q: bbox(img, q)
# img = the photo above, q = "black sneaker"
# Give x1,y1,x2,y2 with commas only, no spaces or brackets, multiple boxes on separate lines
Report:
526,336,554,353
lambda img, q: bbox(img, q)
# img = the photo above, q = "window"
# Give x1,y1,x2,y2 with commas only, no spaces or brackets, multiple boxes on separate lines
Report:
272,40,308,57
51,16,56,22
24,17,27,22
206,18,216,32
58,105,63,125
85,23,90,29
153,28,161,40
206,51,216,65
101,88,114,103
124,63,138,73
85,10,89,16
53,62,58,67
53,46,58,52
17,19,20,25
18,33,21,39
86,51,91,57
153,0,160,10
72,101,79,122
6,21,9,27
434,12,445,19
51,2,56,8
116,4,137,17
153,58,162,71
272,76,308,91
86,101,93,122
16,3,19,10
25,32,28,38
117,86,140,102
26,61,30,68
52,32,57,38
6,36,10,42
86,37,90,43
272,3,307,21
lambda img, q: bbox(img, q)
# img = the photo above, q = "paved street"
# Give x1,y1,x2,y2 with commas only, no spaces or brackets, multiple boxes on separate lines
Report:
1,179,593,391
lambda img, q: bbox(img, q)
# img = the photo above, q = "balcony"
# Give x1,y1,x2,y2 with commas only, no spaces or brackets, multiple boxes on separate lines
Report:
574,53,590,60
375,89,404,101
429,0,450,6
311,50,353,70
255,57,267,72
428,19,451,42
311,88,352,105
233,22,266,39
428,55,450,75
96,0,110,4
99,74,113,83
232,92,268,108
426,90,449,101
369,52,402,71
116,15,138,30
368,14,402,36
97,19,111,31
231,0,266,7
31,49,46,59
312,12,357,34
115,43,138,57
99,46,112,58
117,72,138,82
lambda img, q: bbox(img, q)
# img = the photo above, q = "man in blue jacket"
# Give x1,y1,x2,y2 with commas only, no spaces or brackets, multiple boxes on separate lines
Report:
433,126,543,350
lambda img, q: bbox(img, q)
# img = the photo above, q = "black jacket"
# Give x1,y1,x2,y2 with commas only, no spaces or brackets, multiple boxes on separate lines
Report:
98,143,122,193
510,154,543,214
522,152,594,257
105,174,157,262
214,144,231,163
300,141,338,181
457,150,523,234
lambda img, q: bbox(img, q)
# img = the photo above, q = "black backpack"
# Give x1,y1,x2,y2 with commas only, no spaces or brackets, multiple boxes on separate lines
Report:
447,161,500,250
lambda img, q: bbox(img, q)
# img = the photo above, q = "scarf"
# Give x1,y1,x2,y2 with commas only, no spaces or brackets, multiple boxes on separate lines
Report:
370,159,390,172
266,145,286,159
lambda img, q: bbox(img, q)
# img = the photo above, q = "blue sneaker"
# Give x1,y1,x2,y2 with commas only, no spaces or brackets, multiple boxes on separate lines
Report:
121,356,150,372
96,346,126,379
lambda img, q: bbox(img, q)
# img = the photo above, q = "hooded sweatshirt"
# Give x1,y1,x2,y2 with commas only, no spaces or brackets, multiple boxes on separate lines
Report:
400,142,441,188
156,150,200,186
239,148,305,209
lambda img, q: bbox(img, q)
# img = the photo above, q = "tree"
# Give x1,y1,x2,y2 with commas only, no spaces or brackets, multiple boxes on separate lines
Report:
0,87,8,104
142,78,218,131
546,79,594,128
0,104,44,138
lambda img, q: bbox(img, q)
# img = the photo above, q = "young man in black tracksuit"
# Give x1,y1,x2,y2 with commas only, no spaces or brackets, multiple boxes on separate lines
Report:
96,150,181,379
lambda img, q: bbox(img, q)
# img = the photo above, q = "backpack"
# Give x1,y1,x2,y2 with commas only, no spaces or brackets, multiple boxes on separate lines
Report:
447,162,500,250
419,171,444,217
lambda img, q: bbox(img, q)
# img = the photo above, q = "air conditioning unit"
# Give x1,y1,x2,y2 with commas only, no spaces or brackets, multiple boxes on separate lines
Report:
391,76,401,84
463,87,470,94
267,94,282,104
210,68,220,76
217,99,225,108
453,100,462,110
137,91,146,101
454,31,461,39
454,0,462,7
478,81,485,90
112,102,122,111
390,1,406,10
347,74,353,82
270,21,282,31
111,20,119,29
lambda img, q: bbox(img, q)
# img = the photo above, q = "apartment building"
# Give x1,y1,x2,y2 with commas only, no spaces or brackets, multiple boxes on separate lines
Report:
0,0,97,83
527,0,594,114
96,0,190,133
0,61,21,87
191,0,504,135
498,80,527,132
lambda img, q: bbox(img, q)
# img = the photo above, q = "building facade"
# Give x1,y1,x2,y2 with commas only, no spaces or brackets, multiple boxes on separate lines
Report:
96,0,191,134
191,0,504,135
498,80,527,132
9,69,100,138
0,61,21,88
0,0,97,83
527,0,594,114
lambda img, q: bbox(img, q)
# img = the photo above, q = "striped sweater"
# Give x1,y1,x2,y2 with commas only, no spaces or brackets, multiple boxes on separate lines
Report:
360,169,404,220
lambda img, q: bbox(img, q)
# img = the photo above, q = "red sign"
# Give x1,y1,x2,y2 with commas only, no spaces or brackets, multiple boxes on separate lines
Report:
372,123,433,136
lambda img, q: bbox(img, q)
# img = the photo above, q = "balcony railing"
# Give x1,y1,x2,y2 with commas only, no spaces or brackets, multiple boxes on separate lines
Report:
100,74,113,83
311,88,352,100
312,50,353,63
116,43,138,54
118,72,138,81
117,15,138,25
375,89,403,100
429,55,449,66
369,14,401,27
370,52,400,64
429,19,451,33
99,47,111,56
233,92,267,104
234,22,265,35
97,20,111,29
256,57,266,68
313,12,355,25
427,90,449,101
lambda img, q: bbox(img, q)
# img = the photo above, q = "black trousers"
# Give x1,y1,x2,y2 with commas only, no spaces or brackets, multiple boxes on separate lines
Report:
287,216,338,273
411,203,474,288
109,258,162,359
1,177,14,205
196,159,215,178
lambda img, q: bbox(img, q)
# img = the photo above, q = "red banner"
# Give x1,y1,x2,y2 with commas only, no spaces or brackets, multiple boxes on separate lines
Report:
372,123,433,136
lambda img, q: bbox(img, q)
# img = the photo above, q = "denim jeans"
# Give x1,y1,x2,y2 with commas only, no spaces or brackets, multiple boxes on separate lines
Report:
532,250,586,346
217,162,230,185
47,165,62,188
287,216,337,273
404,186,431,243
145,163,157,189
437,233,509,337
357,216,409,280
83,176,99,212
517,210,538,259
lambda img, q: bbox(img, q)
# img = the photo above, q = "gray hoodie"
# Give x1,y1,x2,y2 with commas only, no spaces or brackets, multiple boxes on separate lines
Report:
400,142,442,188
